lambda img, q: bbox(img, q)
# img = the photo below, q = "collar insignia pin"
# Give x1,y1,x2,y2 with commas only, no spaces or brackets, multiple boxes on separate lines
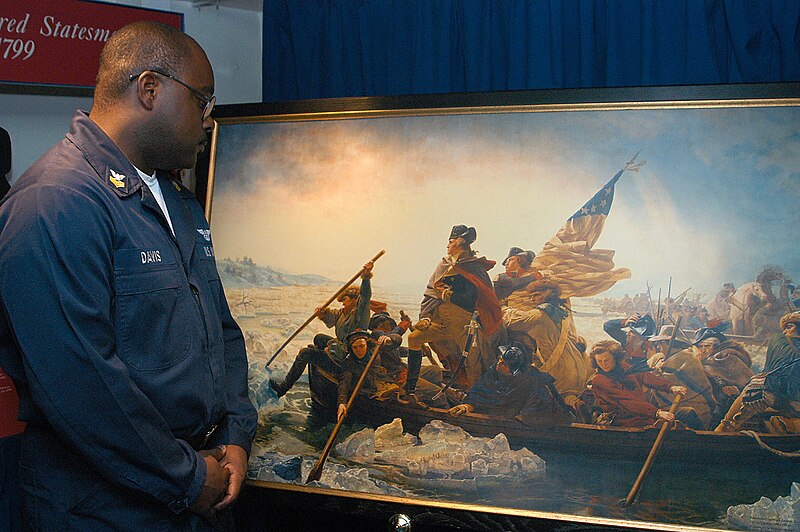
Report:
197,229,211,241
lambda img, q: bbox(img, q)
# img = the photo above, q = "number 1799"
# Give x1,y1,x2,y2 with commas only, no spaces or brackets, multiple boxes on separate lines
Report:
3,39,35,60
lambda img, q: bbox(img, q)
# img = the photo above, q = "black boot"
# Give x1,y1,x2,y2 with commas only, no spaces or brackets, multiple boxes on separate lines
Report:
270,348,313,397
405,349,422,395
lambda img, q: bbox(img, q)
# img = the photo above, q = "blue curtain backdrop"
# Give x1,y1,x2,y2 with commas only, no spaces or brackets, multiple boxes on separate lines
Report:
262,0,800,102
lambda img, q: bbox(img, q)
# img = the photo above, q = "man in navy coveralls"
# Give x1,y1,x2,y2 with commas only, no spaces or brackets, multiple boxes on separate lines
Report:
0,21,256,530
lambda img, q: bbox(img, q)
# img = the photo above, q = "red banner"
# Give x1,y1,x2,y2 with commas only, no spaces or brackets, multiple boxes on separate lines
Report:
0,0,182,89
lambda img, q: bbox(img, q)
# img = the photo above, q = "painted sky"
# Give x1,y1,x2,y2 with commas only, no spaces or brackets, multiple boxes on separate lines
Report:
209,105,799,301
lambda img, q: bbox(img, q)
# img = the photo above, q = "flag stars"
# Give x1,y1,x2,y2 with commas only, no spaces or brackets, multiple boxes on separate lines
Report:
599,199,607,208
581,207,590,215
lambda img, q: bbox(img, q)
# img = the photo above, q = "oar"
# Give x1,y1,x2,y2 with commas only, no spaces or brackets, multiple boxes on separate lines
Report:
623,394,682,506
305,339,383,483
265,249,385,367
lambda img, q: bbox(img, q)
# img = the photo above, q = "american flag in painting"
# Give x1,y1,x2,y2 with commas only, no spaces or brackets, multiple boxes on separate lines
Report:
532,156,644,298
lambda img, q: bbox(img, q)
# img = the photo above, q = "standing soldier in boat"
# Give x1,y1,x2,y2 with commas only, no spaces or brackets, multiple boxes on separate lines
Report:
493,247,543,302
503,279,592,419
405,225,504,394
716,311,800,433
270,261,374,397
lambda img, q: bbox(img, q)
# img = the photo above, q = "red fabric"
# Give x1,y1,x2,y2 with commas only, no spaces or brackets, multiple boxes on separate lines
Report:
452,264,503,335
396,367,408,386
369,300,388,313
0,367,25,437
591,366,672,427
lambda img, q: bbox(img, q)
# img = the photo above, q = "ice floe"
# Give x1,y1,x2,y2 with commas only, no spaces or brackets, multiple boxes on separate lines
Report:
247,418,545,496
727,483,800,531
336,418,546,482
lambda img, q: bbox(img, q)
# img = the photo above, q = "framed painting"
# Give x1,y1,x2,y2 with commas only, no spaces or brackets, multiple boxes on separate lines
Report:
198,84,800,531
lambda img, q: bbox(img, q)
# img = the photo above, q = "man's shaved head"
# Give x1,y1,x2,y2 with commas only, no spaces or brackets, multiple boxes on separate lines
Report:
93,21,200,110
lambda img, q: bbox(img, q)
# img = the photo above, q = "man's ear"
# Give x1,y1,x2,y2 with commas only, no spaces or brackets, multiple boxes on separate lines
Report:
133,72,159,111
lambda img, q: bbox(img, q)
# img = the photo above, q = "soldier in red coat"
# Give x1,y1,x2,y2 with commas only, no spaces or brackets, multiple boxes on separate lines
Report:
589,340,689,428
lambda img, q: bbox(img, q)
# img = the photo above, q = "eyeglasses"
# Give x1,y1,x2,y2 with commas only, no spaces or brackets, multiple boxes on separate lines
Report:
129,69,216,120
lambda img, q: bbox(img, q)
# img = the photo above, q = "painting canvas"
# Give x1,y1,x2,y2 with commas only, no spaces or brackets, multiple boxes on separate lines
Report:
203,87,800,530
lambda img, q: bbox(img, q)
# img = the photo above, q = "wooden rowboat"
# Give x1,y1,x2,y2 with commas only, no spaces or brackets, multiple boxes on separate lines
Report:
308,363,800,465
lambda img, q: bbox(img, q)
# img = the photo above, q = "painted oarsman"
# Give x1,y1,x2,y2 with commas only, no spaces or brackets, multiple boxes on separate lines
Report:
503,280,592,416
369,311,452,407
448,341,573,428
270,261,373,397
716,311,800,432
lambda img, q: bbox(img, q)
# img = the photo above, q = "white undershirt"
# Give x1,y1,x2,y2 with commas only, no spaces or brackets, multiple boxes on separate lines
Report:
135,167,175,235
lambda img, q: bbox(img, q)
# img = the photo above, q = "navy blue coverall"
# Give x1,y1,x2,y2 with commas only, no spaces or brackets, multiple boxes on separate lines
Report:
0,112,257,529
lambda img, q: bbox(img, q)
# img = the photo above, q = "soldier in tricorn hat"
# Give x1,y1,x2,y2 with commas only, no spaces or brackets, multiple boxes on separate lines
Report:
406,225,504,393
602,313,657,362
687,326,754,427
494,246,543,302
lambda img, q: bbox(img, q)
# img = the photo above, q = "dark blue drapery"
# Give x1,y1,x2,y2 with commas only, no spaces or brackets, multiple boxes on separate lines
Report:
262,0,800,102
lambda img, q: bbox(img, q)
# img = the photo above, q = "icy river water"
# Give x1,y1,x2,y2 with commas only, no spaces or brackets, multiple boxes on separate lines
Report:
232,286,798,530
245,379,799,531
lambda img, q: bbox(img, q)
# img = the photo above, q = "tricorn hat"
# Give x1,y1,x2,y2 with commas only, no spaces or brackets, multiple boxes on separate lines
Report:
693,326,728,345
502,247,536,266
621,315,656,338
449,225,476,244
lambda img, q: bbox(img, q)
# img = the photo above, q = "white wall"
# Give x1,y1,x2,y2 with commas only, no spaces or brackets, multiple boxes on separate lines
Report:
0,0,262,183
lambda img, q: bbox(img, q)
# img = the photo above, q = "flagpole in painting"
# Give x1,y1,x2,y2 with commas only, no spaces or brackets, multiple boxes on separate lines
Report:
531,154,645,299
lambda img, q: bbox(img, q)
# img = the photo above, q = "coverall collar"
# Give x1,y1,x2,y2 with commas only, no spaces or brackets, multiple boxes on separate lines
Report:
65,111,144,199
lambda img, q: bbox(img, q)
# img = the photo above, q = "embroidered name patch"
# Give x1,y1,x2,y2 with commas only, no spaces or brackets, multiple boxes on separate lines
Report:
140,250,163,264
114,248,176,274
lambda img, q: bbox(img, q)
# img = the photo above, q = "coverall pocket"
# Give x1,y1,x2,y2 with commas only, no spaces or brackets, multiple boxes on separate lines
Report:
114,263,192,371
